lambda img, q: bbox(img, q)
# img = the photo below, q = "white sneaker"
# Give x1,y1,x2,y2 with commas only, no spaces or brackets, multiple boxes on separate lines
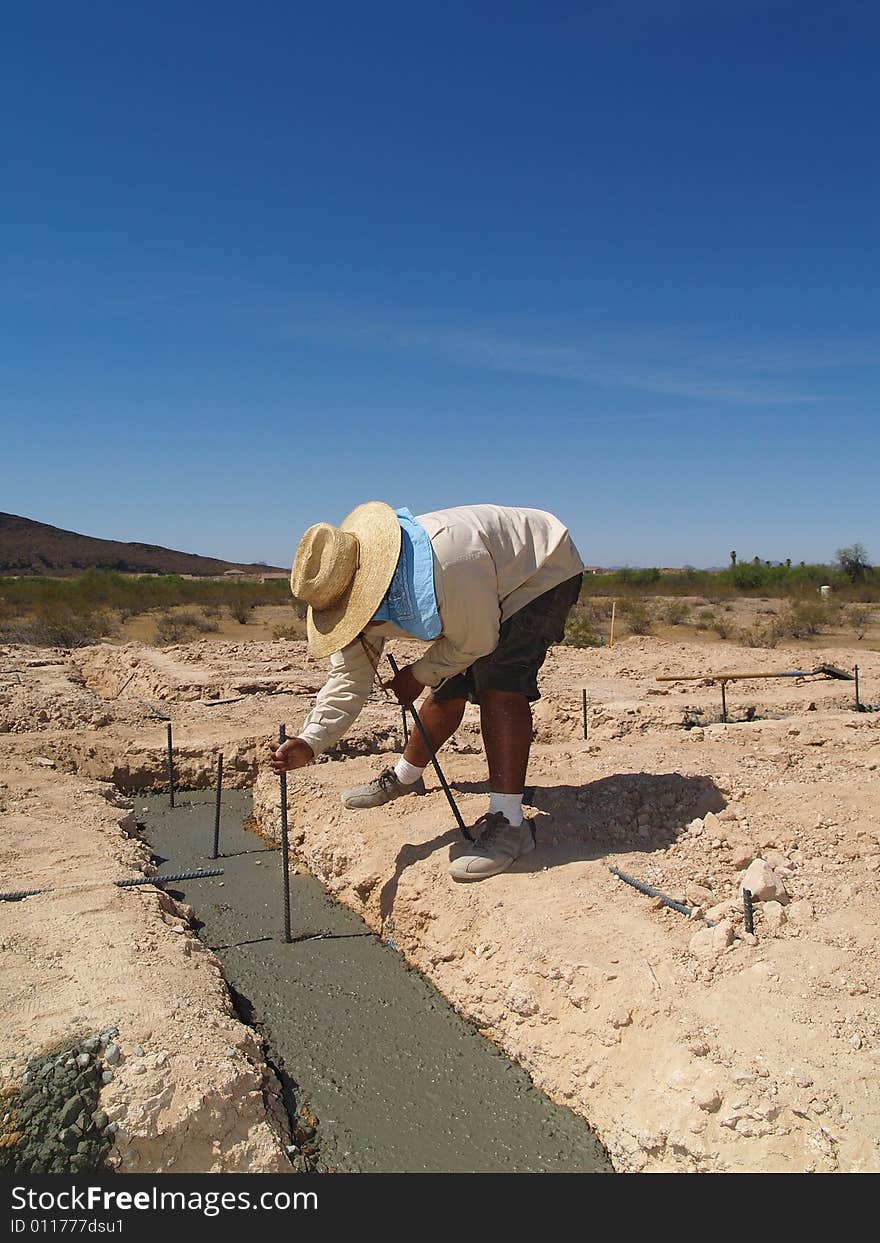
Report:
448,813,535,882
342,766,425,809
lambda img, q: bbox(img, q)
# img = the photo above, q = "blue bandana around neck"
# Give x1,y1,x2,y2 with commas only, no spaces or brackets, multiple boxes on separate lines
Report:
371,507,441,640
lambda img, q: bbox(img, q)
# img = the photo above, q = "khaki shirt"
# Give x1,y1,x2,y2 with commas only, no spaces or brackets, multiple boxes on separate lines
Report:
298,504,584,757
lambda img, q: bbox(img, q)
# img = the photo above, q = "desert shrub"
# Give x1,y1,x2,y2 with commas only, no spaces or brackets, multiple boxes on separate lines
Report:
693,609,716,631
848,605,873,633
714,618,736,639
154,614,195,645
584,596,614,619
272,623,305,641
739,622,781,649
661,600,690,625
191,611,219,633
563,611,602,648
0,604,115,648
229,595,253,624
621,599,652,634
776,600,832,639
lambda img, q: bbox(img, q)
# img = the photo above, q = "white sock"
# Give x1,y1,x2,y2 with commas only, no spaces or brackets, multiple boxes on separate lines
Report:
394,757,424,786
488,792,523,826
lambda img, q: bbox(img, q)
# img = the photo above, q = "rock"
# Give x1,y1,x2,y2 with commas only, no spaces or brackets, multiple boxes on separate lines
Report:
740,858,789,904
705,899,739,922
686,883,714,906
693,1087,722,1113
101,1070,114,1085
763,901,787,931
103,1044,120,1065
75,1053,90,1069
133,1047,145,1057
689,919,735,961
58,1095,84,1129
610,1007,632,1029
729,844,755,870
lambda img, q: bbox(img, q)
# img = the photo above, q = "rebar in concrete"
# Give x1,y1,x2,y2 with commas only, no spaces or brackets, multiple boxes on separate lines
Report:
166,722,175,808
0,869,225,902
278,724,292,943
212,753,223,859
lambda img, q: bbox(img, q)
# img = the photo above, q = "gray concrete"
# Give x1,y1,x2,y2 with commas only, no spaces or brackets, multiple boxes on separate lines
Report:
139,790,612,1173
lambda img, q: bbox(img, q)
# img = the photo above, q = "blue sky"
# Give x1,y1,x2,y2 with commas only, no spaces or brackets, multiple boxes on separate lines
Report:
2,1,877,569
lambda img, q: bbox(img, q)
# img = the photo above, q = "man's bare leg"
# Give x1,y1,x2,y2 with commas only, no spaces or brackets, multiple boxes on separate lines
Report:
478,689,532,793
402,695,466,767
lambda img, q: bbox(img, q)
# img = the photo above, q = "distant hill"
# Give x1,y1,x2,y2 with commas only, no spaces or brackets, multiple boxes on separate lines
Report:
0,514,286,578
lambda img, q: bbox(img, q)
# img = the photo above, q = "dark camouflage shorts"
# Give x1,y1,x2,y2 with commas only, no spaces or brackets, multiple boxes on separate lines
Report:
431,573,582,704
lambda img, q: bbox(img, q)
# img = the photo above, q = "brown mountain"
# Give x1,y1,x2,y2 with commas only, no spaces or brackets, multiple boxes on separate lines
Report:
0,514,286,578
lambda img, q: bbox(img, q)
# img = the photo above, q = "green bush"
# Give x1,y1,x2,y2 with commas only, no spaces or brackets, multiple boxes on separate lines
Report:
776,600,833,638
563,611,602,648
661,600,690,625
621,599,652,634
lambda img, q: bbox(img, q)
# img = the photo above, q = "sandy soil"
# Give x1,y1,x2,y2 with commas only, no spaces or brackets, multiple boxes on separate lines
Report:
1,622,878,1173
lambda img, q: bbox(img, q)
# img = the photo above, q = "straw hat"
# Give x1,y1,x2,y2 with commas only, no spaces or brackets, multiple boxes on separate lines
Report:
290,501,401,658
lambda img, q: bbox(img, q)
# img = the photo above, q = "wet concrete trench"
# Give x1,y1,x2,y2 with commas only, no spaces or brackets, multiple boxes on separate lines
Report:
138,788,613,1173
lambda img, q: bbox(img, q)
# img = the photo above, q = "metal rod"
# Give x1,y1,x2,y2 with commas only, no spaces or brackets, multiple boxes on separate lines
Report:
116,869,224,887
582,688,588,740
743,887,754,935
212,753,223,859
387,654,472,841
854,665,861,711
657,667,852,683
402,705,409,745
0,869,224,903
721,679,728,723
609,600,616,647
278,724,292,943
609,866,697,920
166,723,175,808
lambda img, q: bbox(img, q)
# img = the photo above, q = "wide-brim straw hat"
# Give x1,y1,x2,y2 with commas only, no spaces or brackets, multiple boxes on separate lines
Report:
290,501,401,658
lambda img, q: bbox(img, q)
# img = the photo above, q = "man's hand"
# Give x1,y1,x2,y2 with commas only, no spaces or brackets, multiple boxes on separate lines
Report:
383,663,424,708
267,737,314,774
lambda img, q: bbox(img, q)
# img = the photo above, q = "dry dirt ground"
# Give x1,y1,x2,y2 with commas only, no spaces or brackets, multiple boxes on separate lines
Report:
1,623,878,1173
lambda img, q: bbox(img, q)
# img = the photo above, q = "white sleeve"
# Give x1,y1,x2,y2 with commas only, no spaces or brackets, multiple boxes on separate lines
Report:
297,636,383,756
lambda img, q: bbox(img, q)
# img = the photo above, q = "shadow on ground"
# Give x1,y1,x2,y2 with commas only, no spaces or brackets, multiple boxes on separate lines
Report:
380,771,725,910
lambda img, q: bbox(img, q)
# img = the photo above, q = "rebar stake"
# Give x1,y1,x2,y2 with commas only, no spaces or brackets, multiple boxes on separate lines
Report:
854,665,861,711
278,724,292,943
387,654,472,841
402,705,409,746
212,753,223,859
610,866,697,919
720,680,728,723
0,869,224,902
582,689,588,741
743,888,755,935
166,723,175,808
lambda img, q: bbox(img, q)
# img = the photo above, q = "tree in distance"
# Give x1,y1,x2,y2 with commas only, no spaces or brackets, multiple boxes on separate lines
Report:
836,543,871,583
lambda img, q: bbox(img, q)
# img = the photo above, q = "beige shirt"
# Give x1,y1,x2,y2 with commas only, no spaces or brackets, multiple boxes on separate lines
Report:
298,504,584,757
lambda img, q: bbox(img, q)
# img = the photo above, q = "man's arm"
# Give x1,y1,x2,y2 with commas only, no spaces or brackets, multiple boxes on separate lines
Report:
267,635,382,771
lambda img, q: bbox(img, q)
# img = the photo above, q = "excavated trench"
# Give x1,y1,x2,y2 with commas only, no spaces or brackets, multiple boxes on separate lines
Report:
137,788,613,1174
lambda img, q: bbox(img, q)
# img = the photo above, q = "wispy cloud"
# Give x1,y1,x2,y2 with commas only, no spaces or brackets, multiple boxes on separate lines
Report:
284,310,857,405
